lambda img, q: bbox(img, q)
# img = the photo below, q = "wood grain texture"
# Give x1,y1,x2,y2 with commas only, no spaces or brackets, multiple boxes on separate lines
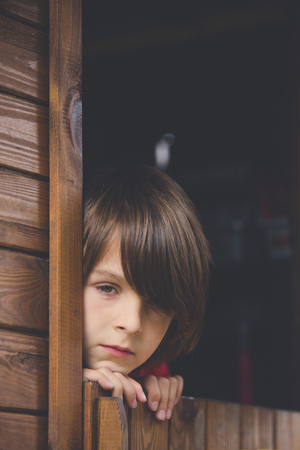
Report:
0,411,47,450
0,248,48,331
275,409,300,450
127,401,169,450
0,15,48,102
0,219,48,254
206,400,240,450
170,397,206,450
241,404,274,449
0,0,49,29
48,0,82,448
0,168,49,228
0,329,48,410
97,397,128,450
0,92,49,176
83,382,110,450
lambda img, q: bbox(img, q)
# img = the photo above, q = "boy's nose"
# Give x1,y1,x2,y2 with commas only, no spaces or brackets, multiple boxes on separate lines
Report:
115,293,143,335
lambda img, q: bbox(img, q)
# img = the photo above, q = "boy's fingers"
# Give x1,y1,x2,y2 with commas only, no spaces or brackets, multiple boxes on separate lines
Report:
155,377,170,421
82,368,114,390
127,377,147,403
165,377,178,419
113,373,139,408
143,375,161,411
174,375,184,405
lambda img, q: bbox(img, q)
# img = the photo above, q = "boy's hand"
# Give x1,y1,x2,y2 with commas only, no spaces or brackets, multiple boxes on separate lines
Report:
141,375,184,421
83,368,147,409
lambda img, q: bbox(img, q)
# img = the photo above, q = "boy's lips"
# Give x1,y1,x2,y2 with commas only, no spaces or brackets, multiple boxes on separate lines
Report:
100,345,134,357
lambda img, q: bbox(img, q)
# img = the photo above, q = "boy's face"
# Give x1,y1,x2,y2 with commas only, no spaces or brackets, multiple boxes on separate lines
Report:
83,241,172,375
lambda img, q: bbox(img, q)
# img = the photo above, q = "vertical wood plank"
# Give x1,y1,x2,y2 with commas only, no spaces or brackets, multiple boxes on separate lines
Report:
275,409,300,450
97,397,128,450
169,397,206,450
241,404,274,449
48,0,82,448
206,400,240,450
127,402,169,450
83,382,110,450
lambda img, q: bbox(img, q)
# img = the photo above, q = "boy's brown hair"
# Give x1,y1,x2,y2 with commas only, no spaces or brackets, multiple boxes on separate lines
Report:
84,166,211,366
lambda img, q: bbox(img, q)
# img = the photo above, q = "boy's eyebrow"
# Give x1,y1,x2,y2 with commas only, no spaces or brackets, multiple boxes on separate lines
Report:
91,269,127,284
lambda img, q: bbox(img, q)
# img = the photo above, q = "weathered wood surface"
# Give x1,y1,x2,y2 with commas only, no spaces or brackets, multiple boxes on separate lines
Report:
206,400,240,450
97,397,128,450
240,404,274,450
0,15,48,102
170,397,206,450
0,329,48,411
127,401,169,450
275,409,300,450
0,0,49,29
0,92,49,176
0,248,48,331
0,169,48,230
0,219,48,254
48,0,82,448
0,411,47,450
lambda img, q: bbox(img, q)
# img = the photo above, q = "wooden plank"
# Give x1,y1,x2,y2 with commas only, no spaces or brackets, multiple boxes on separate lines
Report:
170,397,206,450
0,169,49,230
0,92,49,176
0,219,48,254
240,404,274,450
48,0,82,448
127,402,169,450
0,15,48,102
275,409,300,450
0,249,48,331
0,411,47,450
83,382,110,450
206,400,240,450
97,397,128,450
0,0,49,29
0,329,48,411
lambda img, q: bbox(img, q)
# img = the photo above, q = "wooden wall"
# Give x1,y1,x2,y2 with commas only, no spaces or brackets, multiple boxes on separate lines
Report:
0,1,49,449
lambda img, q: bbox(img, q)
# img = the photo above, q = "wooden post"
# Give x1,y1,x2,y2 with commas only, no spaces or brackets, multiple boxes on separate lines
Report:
48,0,82,448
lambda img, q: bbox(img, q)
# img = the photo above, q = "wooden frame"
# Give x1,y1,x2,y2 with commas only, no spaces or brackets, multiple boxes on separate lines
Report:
49,0,83,448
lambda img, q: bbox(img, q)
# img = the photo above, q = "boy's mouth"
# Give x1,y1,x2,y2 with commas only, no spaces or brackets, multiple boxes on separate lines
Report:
101,345,134,357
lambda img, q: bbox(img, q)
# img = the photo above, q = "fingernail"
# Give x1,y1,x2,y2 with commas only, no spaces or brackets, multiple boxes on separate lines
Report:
141,392,147,402
152,401,158,411
157,410,165,420
107,381,114,388
132,399,137,408
166,408,172,419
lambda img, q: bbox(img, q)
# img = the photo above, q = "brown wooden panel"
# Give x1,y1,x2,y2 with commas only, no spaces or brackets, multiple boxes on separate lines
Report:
241,404,274,449
206,400,240,450
0,92,48,176
0,329,48,411
275,409,300,450
0,411,47,450
0,169,48,230
0,15,48,102
0,0,49,29
0,248,48,331
83,382,110,450
170,397,206,450
0,219,48,254
48,0,82,448
97,397,128,450
127,402,169,450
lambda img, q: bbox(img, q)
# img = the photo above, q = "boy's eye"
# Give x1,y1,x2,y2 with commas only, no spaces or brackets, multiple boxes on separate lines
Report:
97,284,117,294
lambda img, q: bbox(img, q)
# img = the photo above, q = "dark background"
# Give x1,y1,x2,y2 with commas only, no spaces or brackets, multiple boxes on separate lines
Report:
83,0,300,410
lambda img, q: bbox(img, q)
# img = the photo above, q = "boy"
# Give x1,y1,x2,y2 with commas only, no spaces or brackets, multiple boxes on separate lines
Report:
82,166,210,420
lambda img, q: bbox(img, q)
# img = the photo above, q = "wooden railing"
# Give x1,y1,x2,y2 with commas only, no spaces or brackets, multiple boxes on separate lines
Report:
83,381,300,449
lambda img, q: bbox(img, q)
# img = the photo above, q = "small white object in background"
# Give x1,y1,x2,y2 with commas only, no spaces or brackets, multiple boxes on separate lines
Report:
155,133,175,171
